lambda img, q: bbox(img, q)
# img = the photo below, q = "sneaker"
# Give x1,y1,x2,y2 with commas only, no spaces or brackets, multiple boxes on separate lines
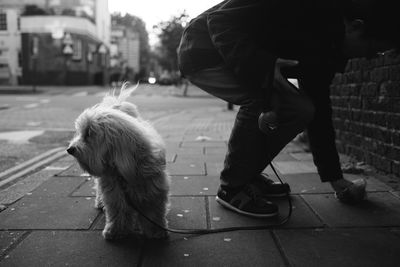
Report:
253,173,291,197
335,178,367,204
216,184,279,218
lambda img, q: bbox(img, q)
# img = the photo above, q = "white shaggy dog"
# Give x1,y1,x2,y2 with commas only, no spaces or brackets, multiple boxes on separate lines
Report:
67,84,170,240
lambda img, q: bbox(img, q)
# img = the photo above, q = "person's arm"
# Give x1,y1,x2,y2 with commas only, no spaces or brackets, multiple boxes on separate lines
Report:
207,0,277,90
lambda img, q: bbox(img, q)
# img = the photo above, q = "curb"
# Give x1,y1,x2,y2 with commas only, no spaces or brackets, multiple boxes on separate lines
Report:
0,147,66,188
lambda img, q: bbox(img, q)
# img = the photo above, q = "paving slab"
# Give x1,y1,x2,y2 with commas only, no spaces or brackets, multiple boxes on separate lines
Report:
208,165,278,178
92,214,106,230
275,228,400,267
205,162,223,176
162,135,186,142
141,230,285,267
0,196,98,230
0,168,61,205
165,152,177,163
167,162,205,176
174,153,206,163
361,174,394,191
92,196,208,231
30,176,86,197
174,153,225,164
280,143,305,153
54,155,76,164
209,195,323,229
0,231,25,256
43,161,71,172
277,173,391,195
263,165,283,176
202,153,225,163
71,177,96,197
167,197,208,230
204,146,227,155
302,192,400,227
165,141,181,162
273,153,297,161
180,141,227,147
0,231,143,267
278,173,334,194
0,130,44,144
170,147,204,155
164,141,181,148
55,162,87,177
289,152,313,161
169,175,219,196
274,161,317,174
211,163,286,177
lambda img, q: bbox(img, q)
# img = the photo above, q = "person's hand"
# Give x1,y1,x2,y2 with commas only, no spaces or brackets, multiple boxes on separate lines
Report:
274,58,299,94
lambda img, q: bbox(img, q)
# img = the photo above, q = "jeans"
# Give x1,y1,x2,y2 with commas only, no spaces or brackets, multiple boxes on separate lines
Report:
186,64,331,187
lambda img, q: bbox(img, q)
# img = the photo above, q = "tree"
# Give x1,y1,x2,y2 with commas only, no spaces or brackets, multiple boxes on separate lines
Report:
111,13,151,80
155,12,189,72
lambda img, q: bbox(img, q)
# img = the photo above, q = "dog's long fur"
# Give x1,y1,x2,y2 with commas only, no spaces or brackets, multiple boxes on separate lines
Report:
68,84,170,239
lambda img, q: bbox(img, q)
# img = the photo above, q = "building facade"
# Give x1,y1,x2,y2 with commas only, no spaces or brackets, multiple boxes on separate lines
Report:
0,0,110,85
0,8,21,85
109,23,140,83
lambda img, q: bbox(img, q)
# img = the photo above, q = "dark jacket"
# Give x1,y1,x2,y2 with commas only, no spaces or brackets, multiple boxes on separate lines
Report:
178,0,347,181
178,0,345,89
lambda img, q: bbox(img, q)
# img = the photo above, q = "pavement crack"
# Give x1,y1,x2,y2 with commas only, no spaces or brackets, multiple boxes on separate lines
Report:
270,230,293,267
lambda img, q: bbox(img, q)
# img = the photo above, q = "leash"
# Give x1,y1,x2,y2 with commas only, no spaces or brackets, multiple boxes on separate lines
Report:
126,161,292,235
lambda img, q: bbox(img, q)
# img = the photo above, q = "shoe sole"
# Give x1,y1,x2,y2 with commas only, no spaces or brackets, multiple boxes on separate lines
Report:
216,196,279,218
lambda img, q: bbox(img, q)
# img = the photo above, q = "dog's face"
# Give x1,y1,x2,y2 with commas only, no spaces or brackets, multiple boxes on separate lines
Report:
67,107,111,176
67,103,147,180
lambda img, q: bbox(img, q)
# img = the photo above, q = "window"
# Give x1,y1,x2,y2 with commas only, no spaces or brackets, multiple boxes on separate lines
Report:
72,39,82,61
0,13,7,31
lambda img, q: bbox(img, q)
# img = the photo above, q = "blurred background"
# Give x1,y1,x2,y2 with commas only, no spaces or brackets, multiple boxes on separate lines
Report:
0,0,219,87
0,0,229,176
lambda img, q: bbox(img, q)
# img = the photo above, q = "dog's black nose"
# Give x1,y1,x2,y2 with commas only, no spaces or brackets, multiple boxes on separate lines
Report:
67,146,76,155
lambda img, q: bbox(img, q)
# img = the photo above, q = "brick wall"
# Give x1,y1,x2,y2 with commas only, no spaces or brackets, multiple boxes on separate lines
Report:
330,51,400,177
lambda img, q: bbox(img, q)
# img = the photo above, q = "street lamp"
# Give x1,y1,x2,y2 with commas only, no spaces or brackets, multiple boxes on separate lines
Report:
86,46,94,84
62,33,73,85
31,36,39,92
97,43,107,86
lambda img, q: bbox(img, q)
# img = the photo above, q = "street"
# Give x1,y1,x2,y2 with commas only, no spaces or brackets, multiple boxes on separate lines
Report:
1,85,400,267
0,84,227,177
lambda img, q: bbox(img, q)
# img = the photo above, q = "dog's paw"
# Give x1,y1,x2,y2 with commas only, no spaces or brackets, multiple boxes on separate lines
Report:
102,225,130,240
102,228,115,240
102,228,124,240
94,200,104,210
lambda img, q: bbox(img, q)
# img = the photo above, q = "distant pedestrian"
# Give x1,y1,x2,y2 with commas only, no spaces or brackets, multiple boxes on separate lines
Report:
177,0,396,217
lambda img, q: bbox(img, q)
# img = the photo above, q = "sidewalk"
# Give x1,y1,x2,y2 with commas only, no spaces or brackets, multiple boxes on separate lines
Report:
0,85,107,95
0,106,400,267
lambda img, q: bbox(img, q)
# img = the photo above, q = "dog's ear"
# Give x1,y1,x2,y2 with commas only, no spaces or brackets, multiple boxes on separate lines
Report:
104,113,148,184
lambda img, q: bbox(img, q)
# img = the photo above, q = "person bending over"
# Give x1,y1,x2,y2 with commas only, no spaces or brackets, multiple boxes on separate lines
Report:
177,0,396,217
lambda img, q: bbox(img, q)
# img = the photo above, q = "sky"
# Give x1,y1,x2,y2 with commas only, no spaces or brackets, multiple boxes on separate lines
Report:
108,0,222,45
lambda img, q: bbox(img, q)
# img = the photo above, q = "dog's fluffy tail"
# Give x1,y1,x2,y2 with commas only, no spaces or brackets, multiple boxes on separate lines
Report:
102,82,138,107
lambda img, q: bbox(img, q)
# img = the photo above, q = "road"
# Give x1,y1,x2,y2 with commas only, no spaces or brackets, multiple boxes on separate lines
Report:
0,84,227,175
